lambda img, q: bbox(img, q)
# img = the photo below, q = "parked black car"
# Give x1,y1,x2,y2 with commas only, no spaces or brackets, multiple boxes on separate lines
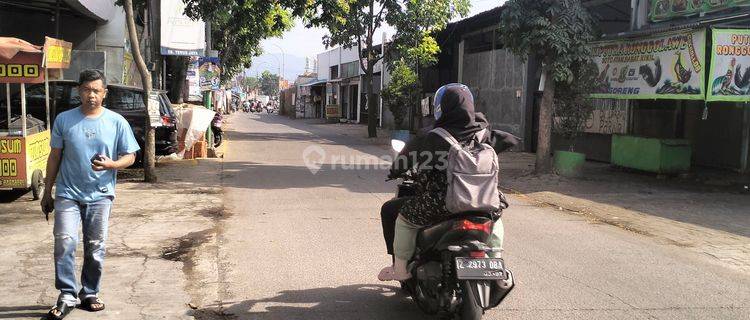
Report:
8,81,178,160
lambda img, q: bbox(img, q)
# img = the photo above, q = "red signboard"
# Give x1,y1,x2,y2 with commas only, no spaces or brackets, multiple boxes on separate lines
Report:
0,51,44,84
0,137,27,188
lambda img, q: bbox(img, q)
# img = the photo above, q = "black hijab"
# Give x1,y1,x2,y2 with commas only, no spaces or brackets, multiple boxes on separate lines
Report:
389,84,521,178
433,85,489,142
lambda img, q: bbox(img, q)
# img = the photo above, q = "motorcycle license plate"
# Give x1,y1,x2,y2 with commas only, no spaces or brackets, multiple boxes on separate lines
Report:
454,257,505,280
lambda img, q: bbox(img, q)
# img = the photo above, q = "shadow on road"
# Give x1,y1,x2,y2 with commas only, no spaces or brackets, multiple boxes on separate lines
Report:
0,305,48,319
0,190,29,203
193,284,431,320
500,153,750,239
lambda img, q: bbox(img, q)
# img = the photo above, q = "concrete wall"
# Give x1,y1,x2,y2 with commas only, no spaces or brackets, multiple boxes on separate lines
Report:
317,48,340,80
95,8,127,84
316,46,385,79
630,100,748,170
461,49,527,140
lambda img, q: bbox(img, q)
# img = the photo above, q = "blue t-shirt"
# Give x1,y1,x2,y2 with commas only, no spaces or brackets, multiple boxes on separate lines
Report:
50,107,140,203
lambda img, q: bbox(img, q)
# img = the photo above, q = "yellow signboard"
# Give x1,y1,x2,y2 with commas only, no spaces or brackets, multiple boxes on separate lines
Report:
43,37,72,69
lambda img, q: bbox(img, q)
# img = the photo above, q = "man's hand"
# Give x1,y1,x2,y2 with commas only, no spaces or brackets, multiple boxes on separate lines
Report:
92,154,116,171
41,193,54,219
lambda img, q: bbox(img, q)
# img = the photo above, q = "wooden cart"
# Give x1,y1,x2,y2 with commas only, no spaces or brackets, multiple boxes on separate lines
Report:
0,37,71,199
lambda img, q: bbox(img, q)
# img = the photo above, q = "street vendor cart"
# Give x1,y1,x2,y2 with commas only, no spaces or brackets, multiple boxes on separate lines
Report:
0,37,71,199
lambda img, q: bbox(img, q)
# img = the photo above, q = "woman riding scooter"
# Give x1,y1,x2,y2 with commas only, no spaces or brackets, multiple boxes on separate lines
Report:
378,83,519,281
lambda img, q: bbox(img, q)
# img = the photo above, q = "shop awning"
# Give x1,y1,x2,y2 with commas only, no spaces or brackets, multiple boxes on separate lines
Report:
0,37,42,60
300,79,329,87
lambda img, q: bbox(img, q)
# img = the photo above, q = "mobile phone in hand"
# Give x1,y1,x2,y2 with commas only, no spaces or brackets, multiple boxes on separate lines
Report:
91,154,104,164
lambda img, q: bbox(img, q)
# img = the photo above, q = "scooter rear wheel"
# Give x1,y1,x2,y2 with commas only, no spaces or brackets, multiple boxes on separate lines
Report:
459,281,483,320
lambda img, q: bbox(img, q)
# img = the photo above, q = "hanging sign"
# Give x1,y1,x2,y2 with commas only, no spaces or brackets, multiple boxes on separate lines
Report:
590,28,706,100
707,29,750,102
198,57,221,91
187,56,202,101
43,37,72,69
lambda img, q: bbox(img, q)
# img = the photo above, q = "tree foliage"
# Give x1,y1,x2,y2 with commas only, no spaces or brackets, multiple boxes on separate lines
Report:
499,0,596,83
305,0,469,137
381,60,420,129
499,0,597,173
183,0,303,82
387,0,469,67
259,71,280,96
242,76,260,90
553,62,598,151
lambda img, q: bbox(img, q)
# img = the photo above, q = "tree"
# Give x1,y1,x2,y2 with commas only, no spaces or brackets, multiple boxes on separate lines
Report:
243,76,259,91
306,0,469,138
259,71,280,96
119,0,157,182
183,0,300,83
500,0,596,173
381,60,420,130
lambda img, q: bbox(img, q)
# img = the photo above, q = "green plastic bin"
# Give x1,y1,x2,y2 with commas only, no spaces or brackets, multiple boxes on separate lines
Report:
611,134,691,174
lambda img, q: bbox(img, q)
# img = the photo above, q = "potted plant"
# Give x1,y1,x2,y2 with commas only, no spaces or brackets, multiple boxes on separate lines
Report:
382,60,420,137
552,63,597,177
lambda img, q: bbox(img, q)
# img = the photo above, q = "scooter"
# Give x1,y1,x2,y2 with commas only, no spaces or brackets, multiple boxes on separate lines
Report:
211,112,223,148
390,173,514,319
387,138,515,319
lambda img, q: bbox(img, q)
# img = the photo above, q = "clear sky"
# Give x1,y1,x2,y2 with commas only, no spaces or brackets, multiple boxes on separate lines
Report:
250,0,506,78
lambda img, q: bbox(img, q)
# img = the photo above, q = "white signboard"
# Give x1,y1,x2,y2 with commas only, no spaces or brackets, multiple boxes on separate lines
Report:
161,0,205,56
590,28,706,100
148,92,163,127
187,56,202,102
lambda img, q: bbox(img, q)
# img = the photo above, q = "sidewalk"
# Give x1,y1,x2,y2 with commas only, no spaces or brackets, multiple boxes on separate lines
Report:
287,117,750,273
499,152,750,273
0,159,226,319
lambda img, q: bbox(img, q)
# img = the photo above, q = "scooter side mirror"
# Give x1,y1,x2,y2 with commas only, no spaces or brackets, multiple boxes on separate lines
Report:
391,139,406,153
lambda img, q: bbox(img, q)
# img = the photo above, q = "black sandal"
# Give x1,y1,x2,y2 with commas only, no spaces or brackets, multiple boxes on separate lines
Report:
79,296,106,312
46,303,73,320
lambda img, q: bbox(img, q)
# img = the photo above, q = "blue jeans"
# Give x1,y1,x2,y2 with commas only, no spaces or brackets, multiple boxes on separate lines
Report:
54,197,112,307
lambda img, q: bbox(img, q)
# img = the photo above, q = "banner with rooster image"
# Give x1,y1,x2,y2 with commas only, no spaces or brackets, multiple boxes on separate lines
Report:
707,29,750,102
650,0,750,22
590,28,706,100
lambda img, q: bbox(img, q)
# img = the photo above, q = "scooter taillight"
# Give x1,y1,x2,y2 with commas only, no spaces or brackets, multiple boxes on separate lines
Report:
469,251,487,258
454,219,492,234
161,115,172,126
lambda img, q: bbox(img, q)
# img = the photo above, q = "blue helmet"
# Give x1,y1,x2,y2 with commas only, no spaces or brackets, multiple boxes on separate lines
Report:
433,83,472,120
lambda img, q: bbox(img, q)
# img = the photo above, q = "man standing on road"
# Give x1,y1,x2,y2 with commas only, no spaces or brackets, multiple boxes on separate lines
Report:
40,69,140,320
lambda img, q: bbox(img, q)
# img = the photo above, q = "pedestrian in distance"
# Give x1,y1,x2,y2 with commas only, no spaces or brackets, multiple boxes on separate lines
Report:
40,69,140,320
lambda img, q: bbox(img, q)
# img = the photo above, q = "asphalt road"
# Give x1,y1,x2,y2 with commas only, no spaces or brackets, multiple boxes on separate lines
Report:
207,112,750,320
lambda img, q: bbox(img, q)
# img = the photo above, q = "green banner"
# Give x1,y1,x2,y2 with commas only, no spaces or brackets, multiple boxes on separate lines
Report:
590,28,706,100
650,0,750,22
707,29,750,102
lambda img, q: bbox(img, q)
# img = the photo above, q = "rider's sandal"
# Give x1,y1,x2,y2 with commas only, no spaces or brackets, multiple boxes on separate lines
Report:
378,266,412,281
79,296,106,312
46,302,73,320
